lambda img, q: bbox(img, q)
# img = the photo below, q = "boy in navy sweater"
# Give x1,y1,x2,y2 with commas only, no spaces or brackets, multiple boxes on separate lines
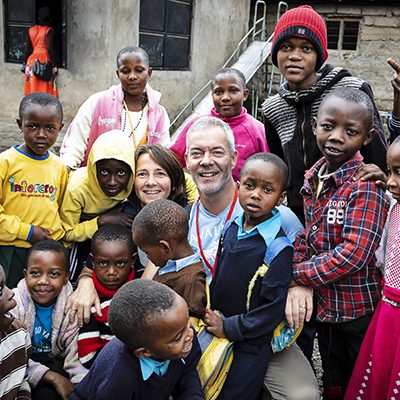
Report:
205,152,293,400
71,279,204,400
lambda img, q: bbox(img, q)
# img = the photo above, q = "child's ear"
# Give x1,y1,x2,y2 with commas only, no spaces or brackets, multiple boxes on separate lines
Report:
23,268,27,278
16,118,22,130
363,128,375,146
115,69,120,79
243,88,249,102
147,67,153,78
237,181,240,190
60,122,65,130
312,117,317,136
277,191,287,207
159,240,171,254
134,347,152,358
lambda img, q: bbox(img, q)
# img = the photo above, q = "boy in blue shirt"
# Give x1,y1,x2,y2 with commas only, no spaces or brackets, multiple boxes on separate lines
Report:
132,199,207,320
71,279,204,400
205,152,293,400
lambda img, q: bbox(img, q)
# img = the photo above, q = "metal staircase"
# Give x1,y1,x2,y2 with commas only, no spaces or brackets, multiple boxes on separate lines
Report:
170,1,288,139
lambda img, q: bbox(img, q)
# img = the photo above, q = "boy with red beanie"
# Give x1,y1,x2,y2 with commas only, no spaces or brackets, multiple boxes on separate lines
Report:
262,5,387,222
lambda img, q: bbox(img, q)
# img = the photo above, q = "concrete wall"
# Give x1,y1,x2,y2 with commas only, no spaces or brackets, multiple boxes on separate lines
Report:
265,3,400,112
0,0,250,148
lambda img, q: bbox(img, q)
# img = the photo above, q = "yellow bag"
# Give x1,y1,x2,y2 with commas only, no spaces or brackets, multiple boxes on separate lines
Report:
191,284,234,400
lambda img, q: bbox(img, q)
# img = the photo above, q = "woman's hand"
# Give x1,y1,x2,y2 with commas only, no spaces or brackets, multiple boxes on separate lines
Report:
285,285,313,329
204,308,226,338
66,274,100,327
42,371,73,400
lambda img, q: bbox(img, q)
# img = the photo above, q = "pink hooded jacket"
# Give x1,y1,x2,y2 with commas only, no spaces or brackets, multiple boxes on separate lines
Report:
62,83,169,167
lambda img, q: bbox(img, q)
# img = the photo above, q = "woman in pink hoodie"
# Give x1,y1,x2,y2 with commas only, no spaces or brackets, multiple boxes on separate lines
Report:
170,68,269,182
60,46,170,171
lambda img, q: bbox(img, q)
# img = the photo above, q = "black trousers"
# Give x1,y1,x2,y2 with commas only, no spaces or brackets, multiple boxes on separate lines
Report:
31,353,68,400
316,313,373,393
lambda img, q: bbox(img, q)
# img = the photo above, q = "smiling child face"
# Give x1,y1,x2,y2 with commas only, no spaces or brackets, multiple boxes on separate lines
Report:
24,250,69,307
238,159,286,230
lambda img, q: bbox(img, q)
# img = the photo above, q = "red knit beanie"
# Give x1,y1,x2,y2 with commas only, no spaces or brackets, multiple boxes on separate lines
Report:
271,5,328,71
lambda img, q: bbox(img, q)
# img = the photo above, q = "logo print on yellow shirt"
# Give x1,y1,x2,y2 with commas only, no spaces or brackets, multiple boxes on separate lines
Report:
8,177,58,201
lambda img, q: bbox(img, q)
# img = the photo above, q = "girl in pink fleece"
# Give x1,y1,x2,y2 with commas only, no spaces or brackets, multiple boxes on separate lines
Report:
60,46,170,171
170,68,269,182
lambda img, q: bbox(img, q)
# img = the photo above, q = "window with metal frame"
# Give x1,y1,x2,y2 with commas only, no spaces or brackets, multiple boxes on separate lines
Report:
326,20,360,51
139,0,193,70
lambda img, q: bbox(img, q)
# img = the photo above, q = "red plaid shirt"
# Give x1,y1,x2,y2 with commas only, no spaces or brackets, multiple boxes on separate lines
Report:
293,153,389,323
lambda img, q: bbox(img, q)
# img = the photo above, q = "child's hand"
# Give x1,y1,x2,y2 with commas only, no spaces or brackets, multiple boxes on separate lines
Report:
388,58,400,120
353,163,387,190
30,226,52,243
285,285,313,329
42,370,74,400
204,308,226,338
388,58,400,94
98,211,134,229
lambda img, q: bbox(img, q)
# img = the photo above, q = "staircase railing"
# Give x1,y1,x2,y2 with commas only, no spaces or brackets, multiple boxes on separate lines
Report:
267,1,288,96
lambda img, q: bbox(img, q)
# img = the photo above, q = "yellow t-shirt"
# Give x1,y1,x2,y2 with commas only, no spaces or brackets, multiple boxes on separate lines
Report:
0,146,68,248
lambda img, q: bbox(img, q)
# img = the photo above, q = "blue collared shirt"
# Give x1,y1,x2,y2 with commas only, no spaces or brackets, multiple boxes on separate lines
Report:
139,358,171,380
157,252,202,276
235,208,282,247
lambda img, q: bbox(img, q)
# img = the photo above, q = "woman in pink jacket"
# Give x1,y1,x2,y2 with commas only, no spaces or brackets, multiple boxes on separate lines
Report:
60,46,170,171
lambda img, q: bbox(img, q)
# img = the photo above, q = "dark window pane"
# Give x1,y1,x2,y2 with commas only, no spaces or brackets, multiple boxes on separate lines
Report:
6,25,29,61
139,0,165,32
164,36,189,69
139,0,192,70
166,1,191,35
7,0,34,23
139,33,164,68
326,21,340,50
342,21,359,51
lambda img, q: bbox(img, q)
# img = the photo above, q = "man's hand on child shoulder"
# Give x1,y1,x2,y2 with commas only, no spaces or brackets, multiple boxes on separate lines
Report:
30,226,52,243
204,308,226,338
353,163,387,190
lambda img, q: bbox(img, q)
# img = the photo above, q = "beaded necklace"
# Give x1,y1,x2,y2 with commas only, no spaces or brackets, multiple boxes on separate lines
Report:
122,96,145,148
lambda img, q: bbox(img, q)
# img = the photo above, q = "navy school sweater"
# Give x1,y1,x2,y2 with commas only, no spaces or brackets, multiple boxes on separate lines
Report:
70,335,204,400
210,223,293,346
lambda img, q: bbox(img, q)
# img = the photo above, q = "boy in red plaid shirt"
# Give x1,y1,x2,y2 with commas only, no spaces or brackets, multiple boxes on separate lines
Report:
286,87,389,399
